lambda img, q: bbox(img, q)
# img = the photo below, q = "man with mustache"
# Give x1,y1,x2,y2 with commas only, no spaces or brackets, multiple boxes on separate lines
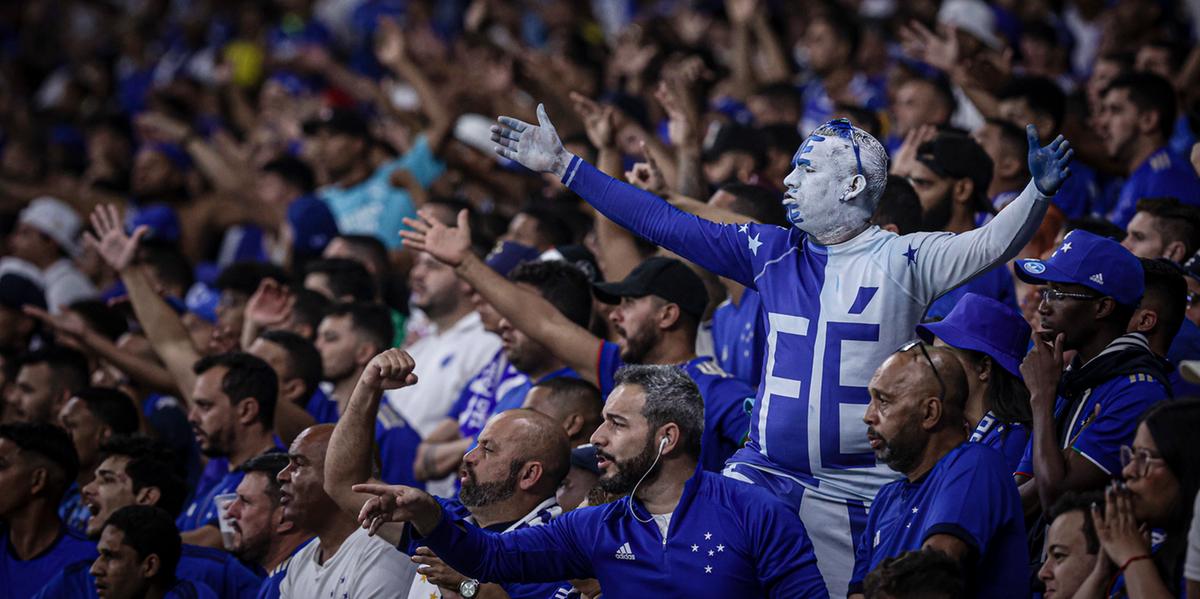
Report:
354,364,828,598
34,435,262,598
224,453,313,599
324,348,576,599
850,343,1027,598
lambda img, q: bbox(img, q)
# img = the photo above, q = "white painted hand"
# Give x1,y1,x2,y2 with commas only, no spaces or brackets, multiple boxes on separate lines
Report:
490,103,573,178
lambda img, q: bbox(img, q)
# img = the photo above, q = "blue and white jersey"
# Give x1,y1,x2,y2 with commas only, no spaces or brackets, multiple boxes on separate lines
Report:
449,349,529,441
3,525,96,599
562,157,1049,501
969,411,1029,476
1106,147,1200,229
848,443,1028,598
712,288,766,388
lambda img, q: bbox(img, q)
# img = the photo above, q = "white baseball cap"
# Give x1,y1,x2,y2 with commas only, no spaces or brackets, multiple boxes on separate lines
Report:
18,196,82,257
938,0,1003,50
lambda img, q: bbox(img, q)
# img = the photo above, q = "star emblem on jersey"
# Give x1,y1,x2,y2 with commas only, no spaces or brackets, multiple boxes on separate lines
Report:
691,544,699,552
615,542,636,561
903,245,918,265
738,224,749,234
747,233,762,255
1061,242,1072,252
704,532,712,540
1090,273,1104,285
705,565,713,574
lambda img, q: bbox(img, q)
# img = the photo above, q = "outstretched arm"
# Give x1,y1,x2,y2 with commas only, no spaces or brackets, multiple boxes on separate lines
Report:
325,348,419,546
491,105,764,287
401,209,603,385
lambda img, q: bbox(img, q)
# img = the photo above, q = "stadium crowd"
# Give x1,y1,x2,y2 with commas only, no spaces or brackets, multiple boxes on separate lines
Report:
3,0,1200,597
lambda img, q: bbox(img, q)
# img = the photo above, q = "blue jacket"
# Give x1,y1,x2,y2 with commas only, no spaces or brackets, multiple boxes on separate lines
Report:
419,467,828,598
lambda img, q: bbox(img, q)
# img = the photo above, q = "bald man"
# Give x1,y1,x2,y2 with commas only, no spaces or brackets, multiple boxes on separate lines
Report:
324,349,577,599
848,344,1028,599
277,425,416,598
522,377,604,448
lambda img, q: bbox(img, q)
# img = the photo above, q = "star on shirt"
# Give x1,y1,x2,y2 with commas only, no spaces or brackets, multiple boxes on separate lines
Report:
747,233,762,255
705,565,713,574
704,532,713,540
708,550,715,556
903,245,919,265
691,544,699,552
1061,242,1072,252
738,224,749,234
912,507,920,514
716,544,725,552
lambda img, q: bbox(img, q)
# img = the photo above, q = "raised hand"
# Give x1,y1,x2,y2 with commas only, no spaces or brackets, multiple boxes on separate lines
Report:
400,208,473,267
1026,125,1073,195
24,305,90,350
375,16,407,66
84,204,147,272
353,482,441,535
725,0,759,27
898,20,960,74
1020,331,1064,408
360,348,418,392
1091,482,1151,566
625,142,667,195
654,81,697,148
569,91,616,151
245,279,294,328
490,103,573,178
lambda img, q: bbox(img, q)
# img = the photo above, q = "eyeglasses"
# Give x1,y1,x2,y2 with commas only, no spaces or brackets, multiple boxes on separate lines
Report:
1039,288,1101,303
1119,445,1166,478
897,340,946,403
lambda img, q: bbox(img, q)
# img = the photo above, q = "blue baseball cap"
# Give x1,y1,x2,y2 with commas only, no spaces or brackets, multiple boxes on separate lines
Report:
288,196,338,259
916,293,1031,379
1014,229,1144,307
485,241,541,278
128,204,181,242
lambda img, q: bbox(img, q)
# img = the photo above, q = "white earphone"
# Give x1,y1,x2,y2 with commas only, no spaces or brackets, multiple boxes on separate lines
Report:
629,435,671,523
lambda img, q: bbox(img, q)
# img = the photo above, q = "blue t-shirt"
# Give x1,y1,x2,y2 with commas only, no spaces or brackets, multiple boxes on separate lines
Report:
1015,370,1168,478
712,288,766,388
969,412,1029,476
1053,160,1099,220
317,134,445,249
493,367,578,416
1106,147,1200,229
596,342,752,471
375,401,423,488
178,463,246,532
420,468,828,598
305,386,340,424
849,443,1028,598
1167,318,1200,397
449,349,528,441
37,544,262,598
926,263,1017,320
253,538,313,599
2,525,97,599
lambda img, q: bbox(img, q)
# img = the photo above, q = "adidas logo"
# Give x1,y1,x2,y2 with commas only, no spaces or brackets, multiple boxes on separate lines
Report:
1090,273,1104,285
614,542,636,561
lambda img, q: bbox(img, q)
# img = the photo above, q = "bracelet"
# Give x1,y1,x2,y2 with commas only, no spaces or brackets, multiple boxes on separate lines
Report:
1118,554,1152,572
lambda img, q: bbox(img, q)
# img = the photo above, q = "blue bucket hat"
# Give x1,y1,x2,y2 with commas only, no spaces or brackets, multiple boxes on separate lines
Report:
1014,229,1144,307
485,241,541,278
916,293,1031,379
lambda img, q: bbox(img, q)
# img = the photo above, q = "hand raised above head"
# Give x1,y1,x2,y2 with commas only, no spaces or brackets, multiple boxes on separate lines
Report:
1027,125,1074,196
490,104,573,178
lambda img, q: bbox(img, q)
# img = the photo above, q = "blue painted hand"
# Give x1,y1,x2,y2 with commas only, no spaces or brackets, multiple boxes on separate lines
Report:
1027,124,1074,196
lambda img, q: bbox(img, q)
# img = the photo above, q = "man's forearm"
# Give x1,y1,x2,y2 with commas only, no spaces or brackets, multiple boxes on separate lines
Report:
121,267,201,402
325,378,383,512
1030,397,1068,512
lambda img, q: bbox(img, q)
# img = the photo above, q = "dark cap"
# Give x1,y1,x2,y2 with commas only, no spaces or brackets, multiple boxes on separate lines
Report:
302,107,371,139
593,257,708,318
703,123,764,166
569,444,601,476
485,241,541,278
0,273,46,311
916,133,994,214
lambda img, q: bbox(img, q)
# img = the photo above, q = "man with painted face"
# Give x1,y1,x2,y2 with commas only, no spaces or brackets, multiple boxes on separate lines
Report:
489,103,1072,597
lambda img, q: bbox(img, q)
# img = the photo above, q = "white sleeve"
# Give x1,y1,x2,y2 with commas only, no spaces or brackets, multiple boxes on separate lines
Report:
1187,489,1200,582
895,179,1050,306
353,536,419,598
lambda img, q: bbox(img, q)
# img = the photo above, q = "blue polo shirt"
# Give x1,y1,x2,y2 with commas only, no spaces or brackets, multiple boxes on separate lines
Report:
253,538,313,599
597,342,753,471
849,443,1028,598
1106,147,1200,228
419,467,828,598
1014,373,1167,478
2,524,97,599
712,289,766,388
34,543,262,598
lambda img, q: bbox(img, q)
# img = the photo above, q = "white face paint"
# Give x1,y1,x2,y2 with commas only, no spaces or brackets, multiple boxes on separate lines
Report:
781,133,870,244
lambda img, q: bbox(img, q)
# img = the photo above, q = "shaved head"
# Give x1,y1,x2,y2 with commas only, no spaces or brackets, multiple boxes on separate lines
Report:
493,409,571,493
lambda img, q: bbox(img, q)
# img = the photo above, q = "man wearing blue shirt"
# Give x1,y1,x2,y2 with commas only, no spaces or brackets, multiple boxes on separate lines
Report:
404,218,754,474
90,506,218,599
486,103,1070,596
224,453,313,599
1015,230,1169,517
57,388,141,533
355,364,829,598
1098,72,1200,228
37,435,262,598
849,344,1028,598
0,422,97,599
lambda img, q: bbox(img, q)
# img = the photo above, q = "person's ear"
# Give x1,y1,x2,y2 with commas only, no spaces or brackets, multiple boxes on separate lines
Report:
29,466,48,497
563,413,585,440
280,378,307,404
1095,297,1118,321
518,461,545,492
922,395,944,431
658,302,681,330
354,343,378,369
952,178,974,205
141,553,161,580
237,397,262,427
657,423,682,455
977,355,992,384
1130,307,1157,334
734,154,756,182
134,486,162,507
1163,240,1187,264
1136,109,1161,138
844,174,867,202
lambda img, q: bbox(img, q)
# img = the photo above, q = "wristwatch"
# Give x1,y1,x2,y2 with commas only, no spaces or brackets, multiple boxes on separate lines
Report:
459,578,480,598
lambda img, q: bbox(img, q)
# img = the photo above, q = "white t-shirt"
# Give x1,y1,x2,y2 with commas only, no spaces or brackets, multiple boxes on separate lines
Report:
280,527,417,598
385,311,500,437
43,259,96,313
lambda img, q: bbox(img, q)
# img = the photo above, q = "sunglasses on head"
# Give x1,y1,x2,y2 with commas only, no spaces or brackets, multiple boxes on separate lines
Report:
896,340,946,403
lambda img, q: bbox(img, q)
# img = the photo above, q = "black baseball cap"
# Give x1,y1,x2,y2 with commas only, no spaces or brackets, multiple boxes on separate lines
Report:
570,444,601,476
592,257,708,318
916,133,994,214
0,273,46,311
303,107,371,139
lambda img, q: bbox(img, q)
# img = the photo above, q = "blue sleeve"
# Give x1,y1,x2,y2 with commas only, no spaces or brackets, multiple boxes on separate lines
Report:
922,447,1017,560
1071,378,1168,475
420,504,596,583
562,157,793,289
597,341,623,400
254,572,284,599
748,496,829,598
1015,435,1034,478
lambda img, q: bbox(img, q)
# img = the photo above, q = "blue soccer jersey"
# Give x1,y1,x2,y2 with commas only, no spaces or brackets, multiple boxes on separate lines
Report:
2,525,96,599
969,412,1029,476
1106,147,1200,228
849,443,1029,598
375,401,423,488
595,342,752,472
450,349,529,441
305,386,340,424
712,288,767,388
420,467,828,598
563,157,1050,501
36,544,262,599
